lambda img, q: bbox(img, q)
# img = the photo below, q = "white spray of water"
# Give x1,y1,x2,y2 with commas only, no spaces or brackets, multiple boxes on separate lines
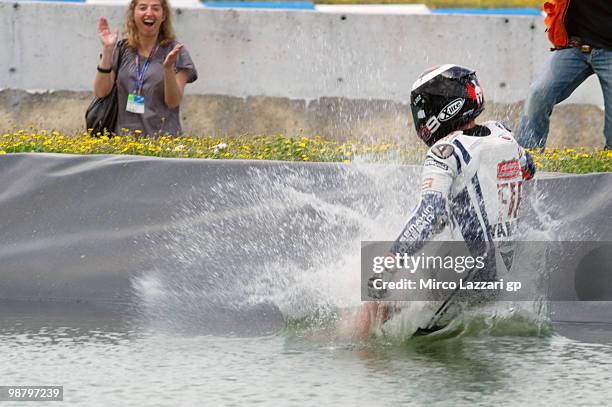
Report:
134,161,558,338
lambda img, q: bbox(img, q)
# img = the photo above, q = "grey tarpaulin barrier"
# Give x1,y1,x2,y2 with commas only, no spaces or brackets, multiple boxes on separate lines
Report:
522,173,612,323
0,153,610,323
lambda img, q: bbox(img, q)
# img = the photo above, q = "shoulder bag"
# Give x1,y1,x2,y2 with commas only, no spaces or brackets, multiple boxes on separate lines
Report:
85,39,126,136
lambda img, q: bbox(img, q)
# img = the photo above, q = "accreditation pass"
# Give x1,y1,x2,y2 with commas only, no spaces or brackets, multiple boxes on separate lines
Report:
126,94,145,114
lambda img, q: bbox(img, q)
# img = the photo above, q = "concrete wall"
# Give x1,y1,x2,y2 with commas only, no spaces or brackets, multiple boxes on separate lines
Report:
0,3,606,145
1,2,604,104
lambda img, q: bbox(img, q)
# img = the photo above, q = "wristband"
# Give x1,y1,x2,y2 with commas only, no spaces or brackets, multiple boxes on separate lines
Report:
97,65,112,74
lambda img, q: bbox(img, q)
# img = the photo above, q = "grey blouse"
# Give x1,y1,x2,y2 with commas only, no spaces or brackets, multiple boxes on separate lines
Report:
111,40,197,137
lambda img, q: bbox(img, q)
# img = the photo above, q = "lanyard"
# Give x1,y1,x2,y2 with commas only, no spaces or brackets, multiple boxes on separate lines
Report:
134,43,159,95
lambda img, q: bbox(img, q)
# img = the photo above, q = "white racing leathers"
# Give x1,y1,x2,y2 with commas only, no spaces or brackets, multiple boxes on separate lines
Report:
391,121,536,289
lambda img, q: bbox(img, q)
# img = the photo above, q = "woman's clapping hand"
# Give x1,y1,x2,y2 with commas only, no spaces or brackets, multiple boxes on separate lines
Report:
97,17,118,52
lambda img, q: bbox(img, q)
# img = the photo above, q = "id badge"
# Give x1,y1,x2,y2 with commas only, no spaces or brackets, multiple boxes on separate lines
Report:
126,93,145,114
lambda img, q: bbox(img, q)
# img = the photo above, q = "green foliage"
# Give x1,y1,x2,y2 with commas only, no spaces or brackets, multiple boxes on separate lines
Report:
1,129,609,174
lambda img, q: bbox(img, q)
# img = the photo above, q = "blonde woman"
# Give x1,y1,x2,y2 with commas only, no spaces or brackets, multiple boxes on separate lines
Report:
94,0,198,136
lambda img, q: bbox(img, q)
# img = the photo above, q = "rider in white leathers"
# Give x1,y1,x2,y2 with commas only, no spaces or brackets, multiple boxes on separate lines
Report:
356,65,536,337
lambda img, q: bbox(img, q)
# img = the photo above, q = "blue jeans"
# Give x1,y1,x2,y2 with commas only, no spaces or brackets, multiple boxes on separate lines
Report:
516,47,612,149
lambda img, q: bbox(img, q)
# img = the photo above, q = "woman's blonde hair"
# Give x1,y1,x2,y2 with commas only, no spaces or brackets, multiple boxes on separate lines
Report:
124,0,176,49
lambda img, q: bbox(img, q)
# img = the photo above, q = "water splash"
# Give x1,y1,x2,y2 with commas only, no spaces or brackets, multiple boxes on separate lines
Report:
133,161,554,340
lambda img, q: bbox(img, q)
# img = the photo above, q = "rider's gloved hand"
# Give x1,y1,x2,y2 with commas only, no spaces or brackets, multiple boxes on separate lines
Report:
367,275,389,300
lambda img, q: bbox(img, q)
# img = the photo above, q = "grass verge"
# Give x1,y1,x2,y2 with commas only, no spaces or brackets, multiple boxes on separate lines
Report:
1,129,610,173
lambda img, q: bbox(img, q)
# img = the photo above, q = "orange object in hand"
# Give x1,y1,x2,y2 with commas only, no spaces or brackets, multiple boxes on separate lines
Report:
544,0,571,49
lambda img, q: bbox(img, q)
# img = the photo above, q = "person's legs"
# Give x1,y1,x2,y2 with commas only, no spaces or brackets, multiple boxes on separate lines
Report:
517,48,594,148
591,48,612,149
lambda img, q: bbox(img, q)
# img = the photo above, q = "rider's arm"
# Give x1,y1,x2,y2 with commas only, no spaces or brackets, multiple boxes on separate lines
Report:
390,143,458,256
356,143,458,337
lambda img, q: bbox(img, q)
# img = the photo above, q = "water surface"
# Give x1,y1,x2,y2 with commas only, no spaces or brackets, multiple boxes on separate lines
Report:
1,301,610,406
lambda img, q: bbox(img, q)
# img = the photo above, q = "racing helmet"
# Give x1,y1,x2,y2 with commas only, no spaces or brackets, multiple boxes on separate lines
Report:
410,64,485,146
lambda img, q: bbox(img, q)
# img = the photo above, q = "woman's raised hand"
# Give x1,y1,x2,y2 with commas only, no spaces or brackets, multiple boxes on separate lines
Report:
163,43,184,69
97,17,118,52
